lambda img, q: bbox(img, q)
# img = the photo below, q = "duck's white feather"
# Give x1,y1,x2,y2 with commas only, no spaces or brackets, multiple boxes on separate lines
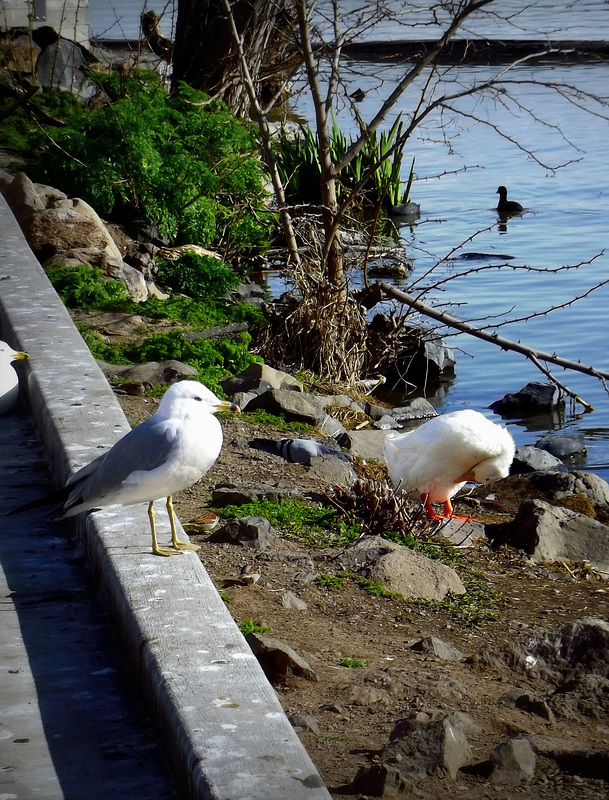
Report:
384,409,515,503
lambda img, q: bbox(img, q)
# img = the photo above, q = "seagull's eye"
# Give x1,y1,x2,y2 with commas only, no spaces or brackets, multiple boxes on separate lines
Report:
194,396,203,401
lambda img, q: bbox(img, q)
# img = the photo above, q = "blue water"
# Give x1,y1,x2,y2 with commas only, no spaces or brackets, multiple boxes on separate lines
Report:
89,0,609,41
287,58,609,479
88,1,609,478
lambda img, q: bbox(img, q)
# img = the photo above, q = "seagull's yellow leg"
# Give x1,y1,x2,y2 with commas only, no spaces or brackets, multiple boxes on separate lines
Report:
167,496,200,552
148,501,181,557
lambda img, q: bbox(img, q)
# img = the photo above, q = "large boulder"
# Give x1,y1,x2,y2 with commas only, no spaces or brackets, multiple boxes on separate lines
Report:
487,498,609,573
2,173,148,300
334,537,465,601
490,382,565,414
245,387,324,425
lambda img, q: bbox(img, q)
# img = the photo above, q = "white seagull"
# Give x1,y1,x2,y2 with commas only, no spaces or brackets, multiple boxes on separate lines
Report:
10,380,238,556
0,340,29,414
384,409,515,521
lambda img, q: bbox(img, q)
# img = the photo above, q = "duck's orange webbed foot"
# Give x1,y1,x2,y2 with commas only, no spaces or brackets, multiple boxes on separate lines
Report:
421,495,476,523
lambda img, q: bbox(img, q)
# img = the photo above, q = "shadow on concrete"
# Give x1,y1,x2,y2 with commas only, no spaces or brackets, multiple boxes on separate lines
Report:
0,403,179,799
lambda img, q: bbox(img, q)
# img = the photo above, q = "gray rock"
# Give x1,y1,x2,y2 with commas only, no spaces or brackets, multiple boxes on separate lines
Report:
372,414,401,430
105,260,148,301
489,381,564,414
232,278,266,306
385,712,473,779
511,445,563,473
212,482,302,505
319,394,362,412
335,537,465,601
10,176,124,267
535,432,587,461
490,738,536,784
316,413,348,438
410,636,464,661
390,398,438,423
220,363,303,395
209,516,279,551
36,37,96,100
288,713,320,734
229,390,264,411
278,591,308,611
528,734,609,780
246,633,317,682
343,428,390,462
3,172,66,222
489,498,609,573
501,691,554,722
245,387,324,425
308,455,357,489
97,360,198,385
548,673,609,720
0,33,40,75
408,336,456,380
468,618,609,685
499,469,609,512
431,517,486,547
357,401,389,421
345,764,412,797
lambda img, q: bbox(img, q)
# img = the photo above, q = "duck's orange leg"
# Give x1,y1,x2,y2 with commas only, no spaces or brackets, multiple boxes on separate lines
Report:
421,495,475,522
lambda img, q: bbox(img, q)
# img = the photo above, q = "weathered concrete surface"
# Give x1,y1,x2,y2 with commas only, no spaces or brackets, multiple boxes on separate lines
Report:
0,409,178,799
0,192,331,799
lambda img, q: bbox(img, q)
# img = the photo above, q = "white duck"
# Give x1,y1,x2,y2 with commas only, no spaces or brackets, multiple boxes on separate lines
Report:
384,409,515,521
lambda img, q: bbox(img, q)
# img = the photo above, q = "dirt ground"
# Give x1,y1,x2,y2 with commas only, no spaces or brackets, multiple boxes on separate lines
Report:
118,391,609,800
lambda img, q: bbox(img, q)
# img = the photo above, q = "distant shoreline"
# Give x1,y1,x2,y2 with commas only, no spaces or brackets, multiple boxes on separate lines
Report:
341,38,609,64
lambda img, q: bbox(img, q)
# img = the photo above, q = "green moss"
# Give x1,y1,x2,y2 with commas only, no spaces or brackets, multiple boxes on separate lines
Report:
238,618,269,636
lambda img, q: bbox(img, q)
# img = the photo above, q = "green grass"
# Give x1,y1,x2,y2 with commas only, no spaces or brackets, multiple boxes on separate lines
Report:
238,410,314,433
338,657,366,668
316,573,347,591
216,497,360,548
238,618,270,636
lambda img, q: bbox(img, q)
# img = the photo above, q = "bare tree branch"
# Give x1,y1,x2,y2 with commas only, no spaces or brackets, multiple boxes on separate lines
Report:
378,280,609,411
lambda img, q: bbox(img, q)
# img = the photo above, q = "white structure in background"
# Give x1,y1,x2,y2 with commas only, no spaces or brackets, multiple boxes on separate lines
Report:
0,0,89,45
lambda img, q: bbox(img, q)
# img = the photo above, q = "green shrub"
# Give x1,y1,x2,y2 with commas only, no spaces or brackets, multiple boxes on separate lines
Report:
27,72,274,249
45,263,265,330
156,252,239,299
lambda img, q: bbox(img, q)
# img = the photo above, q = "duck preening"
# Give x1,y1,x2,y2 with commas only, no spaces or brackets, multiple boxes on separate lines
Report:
496,185,523,214
384,409,515,521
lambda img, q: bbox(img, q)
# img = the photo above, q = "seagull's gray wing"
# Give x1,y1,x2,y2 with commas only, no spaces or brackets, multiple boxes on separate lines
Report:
63,419,178,512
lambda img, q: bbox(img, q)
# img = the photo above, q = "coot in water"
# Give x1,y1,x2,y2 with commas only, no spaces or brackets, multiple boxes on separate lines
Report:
496,185,523,213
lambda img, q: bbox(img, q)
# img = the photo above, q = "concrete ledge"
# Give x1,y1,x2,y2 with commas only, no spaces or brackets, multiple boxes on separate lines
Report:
0,193,331,799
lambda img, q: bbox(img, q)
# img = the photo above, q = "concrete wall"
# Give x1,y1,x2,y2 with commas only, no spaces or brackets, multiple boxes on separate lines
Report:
0,191,331,799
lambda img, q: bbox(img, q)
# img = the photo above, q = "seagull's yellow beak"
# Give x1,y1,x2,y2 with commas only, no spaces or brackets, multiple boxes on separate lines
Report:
217,400,240,413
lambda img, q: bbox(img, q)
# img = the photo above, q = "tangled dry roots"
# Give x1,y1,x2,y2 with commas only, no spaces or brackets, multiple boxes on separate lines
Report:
258,246,368,385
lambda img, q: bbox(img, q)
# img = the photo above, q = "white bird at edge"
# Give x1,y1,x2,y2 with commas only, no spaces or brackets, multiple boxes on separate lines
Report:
9,380,239,556
384,409,515,521
0,340,29,415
